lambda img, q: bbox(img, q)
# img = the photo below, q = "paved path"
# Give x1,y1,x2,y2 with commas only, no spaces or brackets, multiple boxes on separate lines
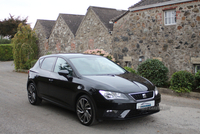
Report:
0,61,200,134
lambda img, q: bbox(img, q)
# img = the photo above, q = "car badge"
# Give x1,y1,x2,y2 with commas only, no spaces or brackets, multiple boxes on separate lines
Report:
142,93,147,98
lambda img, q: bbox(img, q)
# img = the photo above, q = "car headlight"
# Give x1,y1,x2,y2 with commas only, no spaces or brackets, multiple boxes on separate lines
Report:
99,90,128,100
155,87,159,95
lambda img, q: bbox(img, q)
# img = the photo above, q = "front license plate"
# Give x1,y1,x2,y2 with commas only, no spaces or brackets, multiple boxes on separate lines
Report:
136,100,155,109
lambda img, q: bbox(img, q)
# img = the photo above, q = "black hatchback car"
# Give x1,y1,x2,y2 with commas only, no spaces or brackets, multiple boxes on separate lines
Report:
27,54,161,126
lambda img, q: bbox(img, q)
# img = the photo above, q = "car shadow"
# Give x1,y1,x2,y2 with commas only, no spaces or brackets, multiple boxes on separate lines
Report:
39,100,77,119
38,100,157,128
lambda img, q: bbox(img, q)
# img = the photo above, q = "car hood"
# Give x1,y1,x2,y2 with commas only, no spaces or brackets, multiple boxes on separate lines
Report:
83,73,155,93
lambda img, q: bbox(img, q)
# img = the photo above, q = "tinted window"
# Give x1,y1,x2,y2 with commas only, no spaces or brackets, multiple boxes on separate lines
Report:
41,57,56,71
54,58,73,76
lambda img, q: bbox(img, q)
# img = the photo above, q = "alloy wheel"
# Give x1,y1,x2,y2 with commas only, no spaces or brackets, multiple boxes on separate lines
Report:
27,83,42,105
28,84,36,104
76,97,93,125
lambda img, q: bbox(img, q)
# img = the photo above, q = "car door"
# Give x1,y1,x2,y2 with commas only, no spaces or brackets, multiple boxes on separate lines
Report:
48,57,79,108
37,57,57,98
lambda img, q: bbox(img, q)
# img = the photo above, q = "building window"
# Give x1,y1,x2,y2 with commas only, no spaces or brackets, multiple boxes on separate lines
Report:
164,10,176,25
195,65,200,73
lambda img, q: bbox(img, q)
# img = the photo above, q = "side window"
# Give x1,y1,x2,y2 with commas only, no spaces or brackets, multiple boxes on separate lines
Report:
41,57,56,71
54,58,73,76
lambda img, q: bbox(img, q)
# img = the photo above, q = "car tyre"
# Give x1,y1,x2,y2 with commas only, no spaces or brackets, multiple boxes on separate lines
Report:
76,95,96,126
27,83,42,105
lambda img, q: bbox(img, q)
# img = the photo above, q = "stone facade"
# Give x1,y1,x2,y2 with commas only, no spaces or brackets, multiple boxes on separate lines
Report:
34,1,200,75
34,6,126,56
112,0,200,75
48,14,78,54
75,7,113,53
34,20,55,56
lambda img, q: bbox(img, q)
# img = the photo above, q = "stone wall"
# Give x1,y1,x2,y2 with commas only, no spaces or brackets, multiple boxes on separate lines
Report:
112,1,200,76
48,15,75,54
34,22,48,57
37,8,113,56
75,8,112,53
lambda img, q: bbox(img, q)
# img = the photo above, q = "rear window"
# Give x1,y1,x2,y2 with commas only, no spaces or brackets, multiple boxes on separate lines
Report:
41,57,56,71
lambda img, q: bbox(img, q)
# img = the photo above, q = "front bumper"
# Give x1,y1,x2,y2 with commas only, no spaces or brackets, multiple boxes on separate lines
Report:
94,93,161,121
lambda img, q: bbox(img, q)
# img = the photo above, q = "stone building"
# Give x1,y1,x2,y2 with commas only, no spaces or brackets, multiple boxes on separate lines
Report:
112,0,200,75
34,1,200,75
48,14,84,54
75,6,126,53
34,19,55,56
34,6,126,56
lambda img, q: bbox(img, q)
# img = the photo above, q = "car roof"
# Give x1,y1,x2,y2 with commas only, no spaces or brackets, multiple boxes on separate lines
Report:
40,53,103,59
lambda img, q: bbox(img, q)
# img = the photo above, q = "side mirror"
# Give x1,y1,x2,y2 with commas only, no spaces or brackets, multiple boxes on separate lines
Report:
58,70,69,76
58,70,73,81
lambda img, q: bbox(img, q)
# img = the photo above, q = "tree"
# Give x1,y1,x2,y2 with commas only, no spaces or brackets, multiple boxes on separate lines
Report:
0,14,28,39
12,23,38,70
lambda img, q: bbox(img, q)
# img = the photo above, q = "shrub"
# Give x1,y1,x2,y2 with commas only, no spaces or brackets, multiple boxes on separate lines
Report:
137,59,169,87
195,70,200,90
124,66,136,74
12,23,38,70
170,71,195,93
83,49,115,62
0,44,13,61
0,38,11,44
23,59,38,70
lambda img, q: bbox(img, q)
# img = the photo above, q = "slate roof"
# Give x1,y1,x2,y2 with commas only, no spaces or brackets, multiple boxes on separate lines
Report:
60,14,84,35
109,11,129,23
37,19,56,38
90,6,127,31
129,0,173,9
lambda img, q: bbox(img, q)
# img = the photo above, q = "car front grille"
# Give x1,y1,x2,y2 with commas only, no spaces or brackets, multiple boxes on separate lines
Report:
129,91,154,101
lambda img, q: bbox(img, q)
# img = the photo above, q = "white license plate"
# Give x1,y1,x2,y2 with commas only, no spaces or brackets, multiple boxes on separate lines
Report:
136,100,155,109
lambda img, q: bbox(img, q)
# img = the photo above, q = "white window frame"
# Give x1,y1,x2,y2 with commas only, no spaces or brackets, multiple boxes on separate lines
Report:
195,65,200,73
164,10,176,25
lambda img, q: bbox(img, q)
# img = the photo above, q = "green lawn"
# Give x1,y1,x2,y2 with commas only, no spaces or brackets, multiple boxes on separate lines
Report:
0,44,13,46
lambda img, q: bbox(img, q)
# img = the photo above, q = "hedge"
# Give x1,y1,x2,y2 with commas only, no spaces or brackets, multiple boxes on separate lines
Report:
0,38,11,44
170,70,195,93
137,59,169,87
124,66,136,74
0,44,13,61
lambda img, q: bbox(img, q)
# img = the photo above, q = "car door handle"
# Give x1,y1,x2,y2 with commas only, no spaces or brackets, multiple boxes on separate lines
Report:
49,79,53,82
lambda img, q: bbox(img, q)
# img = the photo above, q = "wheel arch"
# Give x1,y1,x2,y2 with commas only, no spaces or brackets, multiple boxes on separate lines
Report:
74,91,98,115
27,80,36,89
27,80,41,98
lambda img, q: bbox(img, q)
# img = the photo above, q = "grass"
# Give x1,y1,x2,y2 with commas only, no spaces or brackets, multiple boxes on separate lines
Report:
0,44,13,46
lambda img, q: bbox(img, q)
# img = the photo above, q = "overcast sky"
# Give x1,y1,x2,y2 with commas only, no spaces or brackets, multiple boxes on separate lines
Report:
1,0,140,28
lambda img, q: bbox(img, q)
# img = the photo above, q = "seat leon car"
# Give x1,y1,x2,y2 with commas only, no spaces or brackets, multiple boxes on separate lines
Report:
27,53,161,126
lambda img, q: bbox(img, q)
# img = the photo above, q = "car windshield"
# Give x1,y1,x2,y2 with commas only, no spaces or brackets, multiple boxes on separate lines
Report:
70,57,126,76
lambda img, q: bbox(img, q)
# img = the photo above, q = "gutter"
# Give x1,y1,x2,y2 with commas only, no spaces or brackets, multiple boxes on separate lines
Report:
129,0,194,12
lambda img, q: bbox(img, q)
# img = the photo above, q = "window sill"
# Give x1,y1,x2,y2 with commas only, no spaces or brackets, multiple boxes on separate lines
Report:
164,23,176,26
